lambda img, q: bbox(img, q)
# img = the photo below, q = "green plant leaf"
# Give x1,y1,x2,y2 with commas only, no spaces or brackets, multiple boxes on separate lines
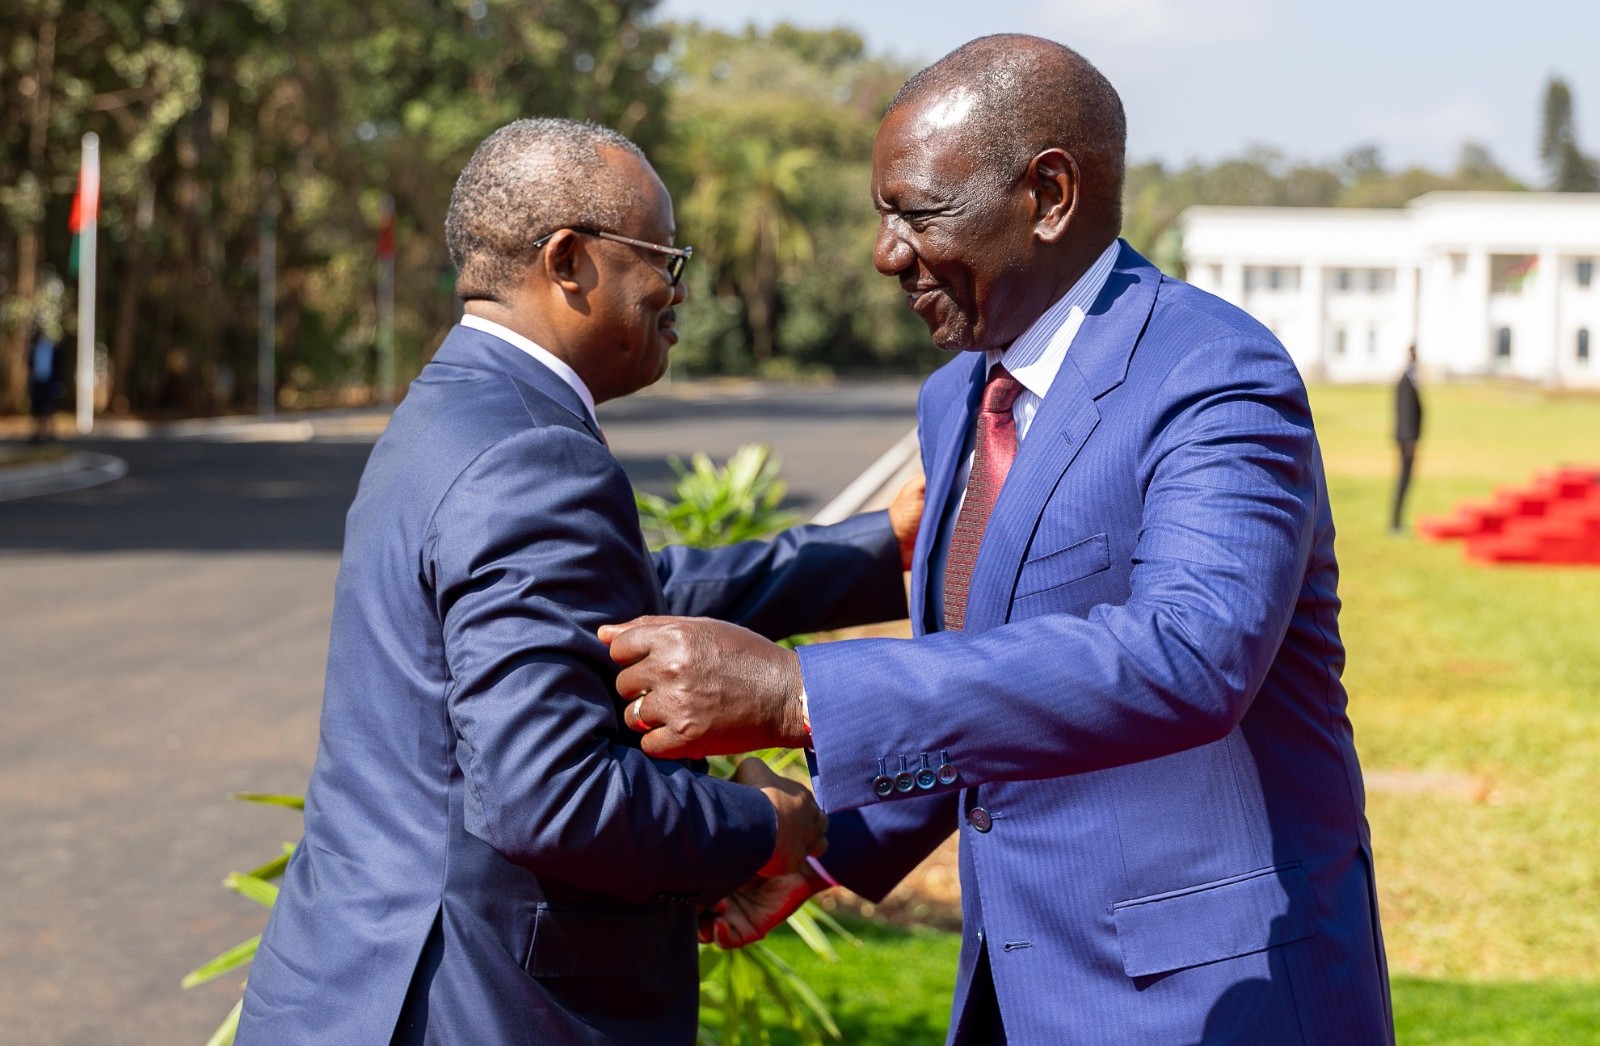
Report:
224,871,280,908
804,904,863,949
783,905,838,962
229,792,305,810
202,996,242,1046
751,943,840,1040
242,846,294,882
181,935,261,989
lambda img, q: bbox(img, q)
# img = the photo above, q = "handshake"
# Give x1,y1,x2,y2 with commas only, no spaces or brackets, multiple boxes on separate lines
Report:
599,615,840,949
703,757,833,950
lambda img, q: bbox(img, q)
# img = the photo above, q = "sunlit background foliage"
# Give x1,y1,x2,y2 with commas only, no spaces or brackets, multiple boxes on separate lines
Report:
2,2,1592,412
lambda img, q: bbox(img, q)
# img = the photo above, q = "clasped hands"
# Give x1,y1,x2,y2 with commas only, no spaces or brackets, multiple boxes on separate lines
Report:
599,615,824,948
600,472,925,947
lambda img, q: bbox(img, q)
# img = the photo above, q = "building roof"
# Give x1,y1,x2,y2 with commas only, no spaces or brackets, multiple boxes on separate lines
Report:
1180,191,1600,259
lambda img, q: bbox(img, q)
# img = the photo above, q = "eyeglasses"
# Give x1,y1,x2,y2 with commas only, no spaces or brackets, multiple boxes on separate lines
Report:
532,226,694,286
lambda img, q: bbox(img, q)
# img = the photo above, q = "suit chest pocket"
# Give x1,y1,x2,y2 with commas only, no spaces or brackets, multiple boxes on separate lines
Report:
1014,532,1111,600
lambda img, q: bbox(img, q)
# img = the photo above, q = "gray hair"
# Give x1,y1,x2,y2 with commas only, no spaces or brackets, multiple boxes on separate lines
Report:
445,118,647,301
888,35,1127,230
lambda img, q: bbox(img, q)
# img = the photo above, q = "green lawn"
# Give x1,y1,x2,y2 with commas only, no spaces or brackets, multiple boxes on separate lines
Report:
764,383,1600,1042
761,919,1600,1044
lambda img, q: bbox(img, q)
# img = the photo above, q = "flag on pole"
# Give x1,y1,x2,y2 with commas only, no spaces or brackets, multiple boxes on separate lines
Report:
376,194,395,261
68,156,101,278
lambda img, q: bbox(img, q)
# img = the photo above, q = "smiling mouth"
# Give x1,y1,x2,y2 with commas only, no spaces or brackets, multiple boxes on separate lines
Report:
906,286,945,313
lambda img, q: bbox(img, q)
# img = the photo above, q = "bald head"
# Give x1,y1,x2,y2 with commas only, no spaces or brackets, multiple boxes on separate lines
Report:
888,35,1126,233
446,118,648,302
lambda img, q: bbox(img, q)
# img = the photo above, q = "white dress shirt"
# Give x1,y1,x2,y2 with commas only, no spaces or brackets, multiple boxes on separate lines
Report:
460,314,599,428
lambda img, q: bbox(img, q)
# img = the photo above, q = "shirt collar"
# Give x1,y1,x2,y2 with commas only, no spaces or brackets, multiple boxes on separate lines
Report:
986,239,1120,400
460,314,598,426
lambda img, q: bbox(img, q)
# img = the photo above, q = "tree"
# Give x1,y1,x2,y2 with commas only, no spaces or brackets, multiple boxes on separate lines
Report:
1,0,676,416
1539,76,1599,192
661,22,922,377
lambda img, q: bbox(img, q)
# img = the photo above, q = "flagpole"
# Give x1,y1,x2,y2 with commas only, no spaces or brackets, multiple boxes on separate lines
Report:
377,193,395,404
75,132,99,435
258,173,277,418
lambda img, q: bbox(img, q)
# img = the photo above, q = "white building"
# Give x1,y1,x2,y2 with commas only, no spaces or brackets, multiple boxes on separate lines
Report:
1180,192,1600,387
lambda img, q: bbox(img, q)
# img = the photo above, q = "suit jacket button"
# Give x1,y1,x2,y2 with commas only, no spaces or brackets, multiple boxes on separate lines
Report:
894,770,916,793
915,767,938,789
968,806,993,833
937,763,959,786
872,774,894,798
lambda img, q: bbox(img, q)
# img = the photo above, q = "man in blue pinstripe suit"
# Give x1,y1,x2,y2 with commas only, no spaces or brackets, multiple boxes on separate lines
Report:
237,118,919,1046
605,35,1393,1045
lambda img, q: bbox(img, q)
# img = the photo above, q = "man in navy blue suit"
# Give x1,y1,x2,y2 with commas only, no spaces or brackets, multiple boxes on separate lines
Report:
606,36,1394,1045
236,118,918,1045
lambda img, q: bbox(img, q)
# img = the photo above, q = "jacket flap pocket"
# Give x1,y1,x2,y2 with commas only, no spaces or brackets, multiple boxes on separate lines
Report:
1112,863,1316,978
525,903,676,978
1015,533,1110,598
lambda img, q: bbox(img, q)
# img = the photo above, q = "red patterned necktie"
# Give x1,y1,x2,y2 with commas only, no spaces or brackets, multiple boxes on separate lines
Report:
942,364,1024,631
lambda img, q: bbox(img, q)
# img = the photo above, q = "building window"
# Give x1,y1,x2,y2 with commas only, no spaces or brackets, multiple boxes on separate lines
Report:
1368,329,1379,356
1367,268,1394,293
1334,269,1353,292
1496,327,1513,359
1451,253,1468,277
1245,266,1301,293
1491,254,1537,295
1578,260,1594,288
1580,328,1591,362
1333,327,1347,356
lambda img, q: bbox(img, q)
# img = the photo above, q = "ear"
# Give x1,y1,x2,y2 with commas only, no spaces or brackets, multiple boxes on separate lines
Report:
540,228,586,295
1028,148,1080,244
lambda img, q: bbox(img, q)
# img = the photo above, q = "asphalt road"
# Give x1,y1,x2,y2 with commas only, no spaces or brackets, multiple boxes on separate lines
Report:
0,379,919,1046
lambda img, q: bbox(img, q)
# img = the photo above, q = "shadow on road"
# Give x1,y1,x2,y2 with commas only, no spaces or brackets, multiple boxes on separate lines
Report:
0,381,921,554
0,440,373,553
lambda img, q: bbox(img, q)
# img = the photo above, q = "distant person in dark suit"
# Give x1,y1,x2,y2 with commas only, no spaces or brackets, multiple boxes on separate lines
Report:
1392,344,1423,532
235,117,920,1046
26,325,62,443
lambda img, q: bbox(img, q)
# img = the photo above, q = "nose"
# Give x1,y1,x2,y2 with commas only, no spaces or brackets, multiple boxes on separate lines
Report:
873,219,912,277
671,277,688,306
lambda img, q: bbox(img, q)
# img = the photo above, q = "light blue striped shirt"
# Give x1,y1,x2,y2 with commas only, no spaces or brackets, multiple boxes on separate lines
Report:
932,239,1121,624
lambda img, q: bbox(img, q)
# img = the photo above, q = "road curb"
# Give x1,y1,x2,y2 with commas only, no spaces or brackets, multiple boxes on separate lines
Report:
92,417,317,442
0,451,129,503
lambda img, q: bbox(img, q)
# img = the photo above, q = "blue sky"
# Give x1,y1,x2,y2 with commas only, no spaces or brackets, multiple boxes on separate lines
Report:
655,0,1600,186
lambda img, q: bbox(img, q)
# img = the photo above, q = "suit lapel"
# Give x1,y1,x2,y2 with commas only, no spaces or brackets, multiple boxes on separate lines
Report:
962,243,1162,630
911,354,989,634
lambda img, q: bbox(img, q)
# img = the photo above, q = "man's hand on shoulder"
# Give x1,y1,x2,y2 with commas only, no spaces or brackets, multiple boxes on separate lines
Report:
888,473,926,570
600,616,808,758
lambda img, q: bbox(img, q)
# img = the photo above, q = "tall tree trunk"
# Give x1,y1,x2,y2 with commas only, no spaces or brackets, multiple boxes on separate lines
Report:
743,214,778,364
5,13,58,411
110,179,154,412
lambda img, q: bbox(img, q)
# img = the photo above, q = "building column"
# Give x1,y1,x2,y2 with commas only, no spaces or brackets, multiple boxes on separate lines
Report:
1302,263,1326,381
1534,248,1562,386
1220,258,1245,306
1466,247,1491,374
1417,252,1447,374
